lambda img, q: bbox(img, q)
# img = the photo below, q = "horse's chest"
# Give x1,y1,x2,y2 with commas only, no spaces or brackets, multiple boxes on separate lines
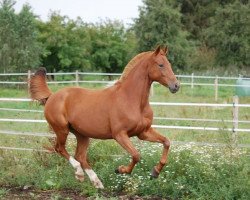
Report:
128,116,152,136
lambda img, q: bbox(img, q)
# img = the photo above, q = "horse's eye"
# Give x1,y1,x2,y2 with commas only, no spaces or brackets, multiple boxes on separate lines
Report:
158,64,164,68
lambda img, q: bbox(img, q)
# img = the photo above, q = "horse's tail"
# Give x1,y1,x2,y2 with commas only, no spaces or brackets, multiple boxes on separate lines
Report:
29,67,52,105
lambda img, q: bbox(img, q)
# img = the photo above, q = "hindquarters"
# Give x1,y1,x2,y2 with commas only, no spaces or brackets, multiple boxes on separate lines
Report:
42,88,70,154
43,88,105,188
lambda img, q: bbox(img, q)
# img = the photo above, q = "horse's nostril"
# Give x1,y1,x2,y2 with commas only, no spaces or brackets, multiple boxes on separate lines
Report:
175,83,179,89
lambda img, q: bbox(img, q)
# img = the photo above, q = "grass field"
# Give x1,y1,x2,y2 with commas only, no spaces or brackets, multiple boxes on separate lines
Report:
0,81,250,199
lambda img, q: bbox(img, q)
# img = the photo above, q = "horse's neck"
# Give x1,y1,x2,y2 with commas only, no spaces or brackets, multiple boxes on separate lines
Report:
121,64,152,109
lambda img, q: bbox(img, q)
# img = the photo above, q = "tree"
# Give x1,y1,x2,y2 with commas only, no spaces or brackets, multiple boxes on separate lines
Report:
133,0,194,70
37,13,91,73
0,0,16,72
88,20,137,74
205,1,250,68
178,0,220,41
0,0,42,72
16,4,42,71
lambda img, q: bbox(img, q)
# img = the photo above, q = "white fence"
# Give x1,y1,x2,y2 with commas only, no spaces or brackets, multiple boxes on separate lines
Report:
0,97,250,152
1,97,250,133
0,71,250,101
1,71,249,86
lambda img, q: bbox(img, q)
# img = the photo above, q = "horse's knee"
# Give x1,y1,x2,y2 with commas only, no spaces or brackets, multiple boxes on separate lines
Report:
163,139,170,149
132,152,140,163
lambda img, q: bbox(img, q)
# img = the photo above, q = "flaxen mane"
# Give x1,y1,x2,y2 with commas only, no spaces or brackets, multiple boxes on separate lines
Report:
119,52,150,82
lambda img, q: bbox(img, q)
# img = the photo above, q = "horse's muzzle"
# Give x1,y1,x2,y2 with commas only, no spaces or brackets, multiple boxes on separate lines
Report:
169,81,180,93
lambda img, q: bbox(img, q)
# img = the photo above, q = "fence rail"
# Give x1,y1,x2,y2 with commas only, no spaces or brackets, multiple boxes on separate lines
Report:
1,107,250,124
0,118,249,133
0,71,249,79
1,80,250,88
0,97,250,133
1,71,250,83
1,98,250,107
1,71,250,101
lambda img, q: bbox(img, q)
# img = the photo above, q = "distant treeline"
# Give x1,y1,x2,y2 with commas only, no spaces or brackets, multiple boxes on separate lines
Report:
0,0,249,74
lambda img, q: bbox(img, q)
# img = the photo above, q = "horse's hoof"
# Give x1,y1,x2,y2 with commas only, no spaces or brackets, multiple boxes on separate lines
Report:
94,182,104,189
75,174,84,182
115,168,120,174
150,167,159,179
75,168,84,182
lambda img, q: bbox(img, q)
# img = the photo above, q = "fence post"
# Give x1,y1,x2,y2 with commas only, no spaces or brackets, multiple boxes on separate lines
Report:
27,70,31,90
232,96,239,147
75,70,79,86
191,73,194,89
214,76,218,101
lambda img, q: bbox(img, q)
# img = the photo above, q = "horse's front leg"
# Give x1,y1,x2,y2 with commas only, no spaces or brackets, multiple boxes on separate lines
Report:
138,127,170,178
114,131,140,174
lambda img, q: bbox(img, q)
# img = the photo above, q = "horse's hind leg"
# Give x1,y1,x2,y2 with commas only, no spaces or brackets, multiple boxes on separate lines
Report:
74,134,104,189
51,124,84,182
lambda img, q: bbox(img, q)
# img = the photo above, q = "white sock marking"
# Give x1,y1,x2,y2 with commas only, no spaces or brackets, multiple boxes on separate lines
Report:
69,156,81,168
85,169,104,189
69,156,84,181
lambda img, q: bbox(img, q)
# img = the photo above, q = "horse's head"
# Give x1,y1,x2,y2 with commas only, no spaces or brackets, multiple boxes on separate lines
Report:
148,46,180,93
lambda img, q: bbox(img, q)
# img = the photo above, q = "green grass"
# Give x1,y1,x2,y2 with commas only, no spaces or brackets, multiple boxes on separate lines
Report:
0,82,250,199
0,141,249,199
0,188,8,199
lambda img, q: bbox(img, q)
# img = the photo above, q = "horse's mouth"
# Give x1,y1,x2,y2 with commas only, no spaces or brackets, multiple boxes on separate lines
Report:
168,83,180,93
169,87,179,93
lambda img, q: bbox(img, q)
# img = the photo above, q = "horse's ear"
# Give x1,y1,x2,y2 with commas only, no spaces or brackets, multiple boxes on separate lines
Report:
154,45,161,55
164,46,168,55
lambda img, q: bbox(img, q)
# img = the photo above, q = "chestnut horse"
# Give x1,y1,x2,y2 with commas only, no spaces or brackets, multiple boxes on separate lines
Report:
29,46,180,189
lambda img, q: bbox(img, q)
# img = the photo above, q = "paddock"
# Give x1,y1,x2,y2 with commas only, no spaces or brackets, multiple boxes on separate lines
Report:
0,72,249,198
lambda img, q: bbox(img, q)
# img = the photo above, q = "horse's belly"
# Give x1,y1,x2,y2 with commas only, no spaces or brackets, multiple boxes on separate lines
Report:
66,91,113,139
69,115,112,139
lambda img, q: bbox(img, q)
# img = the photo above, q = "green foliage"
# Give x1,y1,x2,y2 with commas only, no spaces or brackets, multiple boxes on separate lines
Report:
133,0,249,71
0,0,249,74
177,0,250,69
15,4,42,71
37,13,92,73
88,20,137,73
37,17,137,74
205,1,250,68
89,142,250,199
178,0,229,41
134,0,194,71
0,188,8,198
0,142,249,199
186,46,216,71
0,0,42,72
0,0,17,72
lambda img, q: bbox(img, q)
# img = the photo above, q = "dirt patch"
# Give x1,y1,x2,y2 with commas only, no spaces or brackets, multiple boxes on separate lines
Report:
0,186,165,200
1,186,87,200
